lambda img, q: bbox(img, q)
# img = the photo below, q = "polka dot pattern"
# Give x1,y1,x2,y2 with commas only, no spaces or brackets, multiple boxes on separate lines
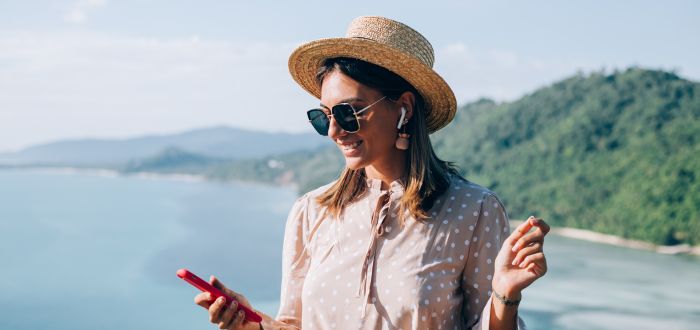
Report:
276,176,520,329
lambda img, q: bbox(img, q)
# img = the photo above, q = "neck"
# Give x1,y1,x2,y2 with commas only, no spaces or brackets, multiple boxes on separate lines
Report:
365,151,408,190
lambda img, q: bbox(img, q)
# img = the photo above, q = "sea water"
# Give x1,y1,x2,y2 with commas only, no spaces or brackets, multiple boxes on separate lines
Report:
0,169,698,329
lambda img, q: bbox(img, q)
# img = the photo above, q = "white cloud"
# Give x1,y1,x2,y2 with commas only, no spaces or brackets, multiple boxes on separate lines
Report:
63,0,107,24
0,30,315,151
1,32,690,152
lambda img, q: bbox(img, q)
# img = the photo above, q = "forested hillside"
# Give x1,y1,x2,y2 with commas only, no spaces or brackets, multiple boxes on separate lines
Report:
433,68,699,245
126,68,700,245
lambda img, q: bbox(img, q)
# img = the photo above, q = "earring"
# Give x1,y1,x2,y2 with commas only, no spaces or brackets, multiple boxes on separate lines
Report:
396,131,410,150
395,108,410,150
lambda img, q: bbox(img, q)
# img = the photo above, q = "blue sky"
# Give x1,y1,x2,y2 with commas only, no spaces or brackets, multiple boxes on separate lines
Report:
0,0,698,152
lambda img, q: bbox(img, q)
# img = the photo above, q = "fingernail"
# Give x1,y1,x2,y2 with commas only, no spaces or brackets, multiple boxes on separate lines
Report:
511,244,518,252
511,259,517,266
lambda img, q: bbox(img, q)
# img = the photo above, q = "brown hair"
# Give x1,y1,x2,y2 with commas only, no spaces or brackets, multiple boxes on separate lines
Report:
315,57,457,221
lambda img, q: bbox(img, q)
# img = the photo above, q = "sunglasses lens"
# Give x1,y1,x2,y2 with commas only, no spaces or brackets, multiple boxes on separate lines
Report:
332,104,360,132
307,109,329,136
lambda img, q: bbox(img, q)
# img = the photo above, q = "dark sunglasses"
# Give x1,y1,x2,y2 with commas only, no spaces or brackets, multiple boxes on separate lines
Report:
306,96,387,136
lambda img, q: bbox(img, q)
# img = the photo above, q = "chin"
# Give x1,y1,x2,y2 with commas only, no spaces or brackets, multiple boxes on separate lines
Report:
343,156,368,171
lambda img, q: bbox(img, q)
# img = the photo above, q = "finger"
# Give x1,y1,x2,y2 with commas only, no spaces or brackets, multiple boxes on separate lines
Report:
526,257,548,277
211,276,222,287
211,276,241,302
512,226,546,252
518,252,545,269
511,242,542,266
209,296,227,324
195,292,213,308
210,275,220,287
531,218,550,235
232,309,246,328
211,276,235,295
218,301,238,329
516,217,536,236
504,217,534,247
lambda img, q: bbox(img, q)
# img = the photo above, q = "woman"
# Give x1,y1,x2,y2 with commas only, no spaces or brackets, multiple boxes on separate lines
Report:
195,16,549,330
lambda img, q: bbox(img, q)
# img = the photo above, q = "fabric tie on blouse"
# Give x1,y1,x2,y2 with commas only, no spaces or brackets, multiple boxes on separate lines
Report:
357,179,404,318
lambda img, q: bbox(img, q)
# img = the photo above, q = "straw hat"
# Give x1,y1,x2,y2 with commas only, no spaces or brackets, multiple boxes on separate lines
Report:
288,16,457,133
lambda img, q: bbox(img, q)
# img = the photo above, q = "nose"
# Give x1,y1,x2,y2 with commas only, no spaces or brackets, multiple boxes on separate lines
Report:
327,114,347,139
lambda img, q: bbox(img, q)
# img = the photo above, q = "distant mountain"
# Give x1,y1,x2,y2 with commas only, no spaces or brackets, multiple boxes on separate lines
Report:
122,147,224,173
0,126,329,166
212,68,700,246
6,68,697,246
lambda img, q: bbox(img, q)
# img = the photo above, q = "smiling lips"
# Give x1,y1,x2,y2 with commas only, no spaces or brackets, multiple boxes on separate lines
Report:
339,140,363,152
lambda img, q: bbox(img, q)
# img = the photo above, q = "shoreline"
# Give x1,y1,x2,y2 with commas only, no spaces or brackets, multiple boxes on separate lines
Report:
511,220,700,256
0,165,295,190
2,166,697,257
1,166,209,183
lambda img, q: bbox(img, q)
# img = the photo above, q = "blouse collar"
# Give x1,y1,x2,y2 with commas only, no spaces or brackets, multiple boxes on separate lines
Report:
366,177,405,197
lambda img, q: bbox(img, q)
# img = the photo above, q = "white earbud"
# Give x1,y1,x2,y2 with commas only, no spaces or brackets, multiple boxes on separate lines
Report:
397,107,406,129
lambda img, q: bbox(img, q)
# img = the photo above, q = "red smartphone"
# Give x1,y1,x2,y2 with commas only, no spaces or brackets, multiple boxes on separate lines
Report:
176,268,262,323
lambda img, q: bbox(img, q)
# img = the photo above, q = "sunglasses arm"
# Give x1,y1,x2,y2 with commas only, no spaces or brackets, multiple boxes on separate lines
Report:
354,96,387,116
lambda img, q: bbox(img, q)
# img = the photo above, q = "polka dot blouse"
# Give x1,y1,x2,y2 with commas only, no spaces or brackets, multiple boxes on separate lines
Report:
275,175,526,329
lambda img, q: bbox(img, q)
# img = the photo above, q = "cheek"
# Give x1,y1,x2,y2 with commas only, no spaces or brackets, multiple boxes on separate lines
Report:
362,120,397,150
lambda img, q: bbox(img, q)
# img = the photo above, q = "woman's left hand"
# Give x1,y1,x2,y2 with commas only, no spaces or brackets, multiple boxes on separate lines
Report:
492,216,550,299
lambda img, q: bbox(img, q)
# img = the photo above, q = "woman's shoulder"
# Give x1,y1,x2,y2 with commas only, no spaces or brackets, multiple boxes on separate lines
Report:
300,180,337,200
447,173,501,201
286,180,337,222
442,174,510,232
442,173,508,218
294,180,337,209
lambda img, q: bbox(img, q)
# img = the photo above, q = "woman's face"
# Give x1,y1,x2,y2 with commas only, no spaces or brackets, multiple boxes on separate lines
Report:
320,70,403,172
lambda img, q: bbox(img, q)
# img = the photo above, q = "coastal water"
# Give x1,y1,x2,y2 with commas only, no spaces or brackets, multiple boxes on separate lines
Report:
1,170,698,329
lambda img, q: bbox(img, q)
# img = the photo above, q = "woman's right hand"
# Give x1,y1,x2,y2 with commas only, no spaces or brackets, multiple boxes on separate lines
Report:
194,276,260,330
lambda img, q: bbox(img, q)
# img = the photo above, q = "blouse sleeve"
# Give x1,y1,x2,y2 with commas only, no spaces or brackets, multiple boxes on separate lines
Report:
275,194,312,328
462,193,526,329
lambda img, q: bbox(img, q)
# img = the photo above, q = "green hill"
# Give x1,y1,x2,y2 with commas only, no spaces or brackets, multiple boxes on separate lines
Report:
139,68,698,246
203,146,344,194
433,68,699,245
122,147,225,173
220,68,699,246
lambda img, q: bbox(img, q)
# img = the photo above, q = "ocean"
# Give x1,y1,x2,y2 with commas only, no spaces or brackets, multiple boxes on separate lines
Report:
0,169,698,329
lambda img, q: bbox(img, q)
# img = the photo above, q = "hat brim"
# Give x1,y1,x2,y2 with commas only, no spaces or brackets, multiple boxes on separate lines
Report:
289,37,457,133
